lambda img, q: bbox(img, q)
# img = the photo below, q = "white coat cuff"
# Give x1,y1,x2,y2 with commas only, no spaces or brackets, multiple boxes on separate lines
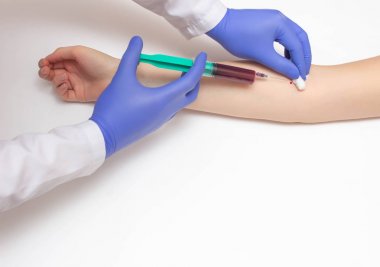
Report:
180,1,227,39
78,120,106,171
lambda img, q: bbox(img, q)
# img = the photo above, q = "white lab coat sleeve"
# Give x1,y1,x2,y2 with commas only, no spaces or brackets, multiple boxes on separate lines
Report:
132,0,227,38
0,120,105,212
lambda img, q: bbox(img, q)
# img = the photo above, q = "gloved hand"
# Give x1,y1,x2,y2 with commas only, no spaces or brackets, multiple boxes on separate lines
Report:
90,36,207,158
207,9,311,81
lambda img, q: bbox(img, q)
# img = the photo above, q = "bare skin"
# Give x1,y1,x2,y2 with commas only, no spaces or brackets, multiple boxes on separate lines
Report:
38,46,118,102
38,46,380,123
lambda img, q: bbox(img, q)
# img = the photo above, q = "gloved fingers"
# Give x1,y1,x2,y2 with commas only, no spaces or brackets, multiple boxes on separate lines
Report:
276,27,307,80
287,19,312,74
184,82,201,106
258,49,300,80
176,73,200,106
168,112,177,121
166,52,206,95
115,36,143,82
284,49,291,60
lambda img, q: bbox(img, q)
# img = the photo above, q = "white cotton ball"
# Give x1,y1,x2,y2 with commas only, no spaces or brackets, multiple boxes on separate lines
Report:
293,77,306,91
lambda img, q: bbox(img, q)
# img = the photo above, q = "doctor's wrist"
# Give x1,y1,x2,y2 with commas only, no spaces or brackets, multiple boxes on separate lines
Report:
90,118,116,158
206,8,230,40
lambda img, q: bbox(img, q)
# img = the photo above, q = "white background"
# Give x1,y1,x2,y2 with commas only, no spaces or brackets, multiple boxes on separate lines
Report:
1,0,380,266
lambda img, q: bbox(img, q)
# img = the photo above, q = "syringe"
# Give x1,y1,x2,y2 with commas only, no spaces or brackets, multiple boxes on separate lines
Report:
140,53,290,85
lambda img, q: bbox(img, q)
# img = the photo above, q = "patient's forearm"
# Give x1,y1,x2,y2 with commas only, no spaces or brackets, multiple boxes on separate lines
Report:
137,56,380,123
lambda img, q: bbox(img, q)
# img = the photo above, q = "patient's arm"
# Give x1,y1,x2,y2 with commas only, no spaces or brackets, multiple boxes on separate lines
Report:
39,47,380,123
138,57,380,123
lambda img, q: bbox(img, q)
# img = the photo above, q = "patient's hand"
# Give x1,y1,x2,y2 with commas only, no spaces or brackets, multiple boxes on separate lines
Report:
38,46,119,102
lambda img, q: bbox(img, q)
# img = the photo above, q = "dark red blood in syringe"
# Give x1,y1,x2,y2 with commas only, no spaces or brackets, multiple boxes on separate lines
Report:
213,63,255,84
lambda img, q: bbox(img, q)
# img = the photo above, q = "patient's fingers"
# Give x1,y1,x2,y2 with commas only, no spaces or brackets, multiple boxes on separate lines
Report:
56,83,77,102
56,83,69,99
39,54,68,71
56,83,68,94
38,58,49,68
38,65,55,81
52,69,68,87
52,62,65,69
45,46,76,63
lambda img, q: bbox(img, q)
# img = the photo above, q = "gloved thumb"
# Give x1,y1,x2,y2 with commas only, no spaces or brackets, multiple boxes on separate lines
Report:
115,36,143,81
260,50,300,80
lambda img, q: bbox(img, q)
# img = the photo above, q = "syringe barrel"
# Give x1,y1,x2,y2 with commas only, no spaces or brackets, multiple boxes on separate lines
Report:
211,63,256,84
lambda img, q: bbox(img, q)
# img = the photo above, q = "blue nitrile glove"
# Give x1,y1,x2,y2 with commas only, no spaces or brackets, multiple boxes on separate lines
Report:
207,9,312,80
90,36,207,158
